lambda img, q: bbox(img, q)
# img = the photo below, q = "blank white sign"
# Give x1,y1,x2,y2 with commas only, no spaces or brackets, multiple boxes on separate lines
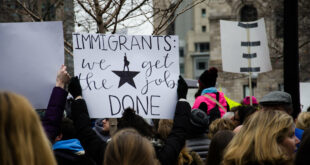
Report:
0,22,64,109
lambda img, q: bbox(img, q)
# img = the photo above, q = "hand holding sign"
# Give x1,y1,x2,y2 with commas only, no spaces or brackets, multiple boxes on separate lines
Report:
56,65,71,89
69,77,82,99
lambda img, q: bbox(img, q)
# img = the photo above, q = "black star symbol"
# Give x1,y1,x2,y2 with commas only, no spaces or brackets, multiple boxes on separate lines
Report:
112,71,140,88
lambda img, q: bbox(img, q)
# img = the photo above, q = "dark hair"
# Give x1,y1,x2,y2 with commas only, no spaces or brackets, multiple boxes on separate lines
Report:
237,105,257,124
59,118,77,140
295,128,310,165
206,130,234,165
117,108,154,138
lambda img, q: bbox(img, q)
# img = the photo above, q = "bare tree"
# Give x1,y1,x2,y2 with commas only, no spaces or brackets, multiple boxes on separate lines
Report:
75,0,206,34
264,0,310,81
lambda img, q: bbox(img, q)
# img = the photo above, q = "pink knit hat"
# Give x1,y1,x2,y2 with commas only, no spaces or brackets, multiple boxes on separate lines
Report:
243,96,258,105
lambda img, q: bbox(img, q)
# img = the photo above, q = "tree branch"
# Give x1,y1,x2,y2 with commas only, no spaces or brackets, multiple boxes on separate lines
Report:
116,0,148,24
16,0,42,21
77,0,98,22
299,40,310,49
156,0,206,35
99,0,113,16
103,0,125,27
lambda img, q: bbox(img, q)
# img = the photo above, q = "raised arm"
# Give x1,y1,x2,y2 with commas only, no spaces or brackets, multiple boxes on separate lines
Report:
68,77,106,165
157,76,191,165
42,65,70,142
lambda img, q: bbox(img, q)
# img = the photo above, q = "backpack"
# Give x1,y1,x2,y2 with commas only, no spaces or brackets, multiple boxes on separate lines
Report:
198,92,226,124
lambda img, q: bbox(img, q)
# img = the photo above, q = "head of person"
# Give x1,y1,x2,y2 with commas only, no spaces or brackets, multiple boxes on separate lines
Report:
157,119,173,140
102,118,110,132
296,112,310,130
234,105,257,126
117,108,154,138
208,118,235,139
242,96,258,106
0,92,56,165
259,91,293,115
104,128,159,165
55,118,77,141
206,130,235,165
222,110,299,165
195,67,218,98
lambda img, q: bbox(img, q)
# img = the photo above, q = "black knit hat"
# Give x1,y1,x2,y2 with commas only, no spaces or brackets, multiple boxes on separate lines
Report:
199,67,218,88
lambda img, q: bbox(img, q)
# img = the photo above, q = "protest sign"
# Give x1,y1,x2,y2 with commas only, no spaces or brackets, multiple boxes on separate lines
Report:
73,33,180,119
220,18,272,73
0,22,64,109
300,83,310,112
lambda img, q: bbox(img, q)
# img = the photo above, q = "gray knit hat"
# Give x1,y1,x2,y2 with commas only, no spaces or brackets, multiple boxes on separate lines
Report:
259,91,292,105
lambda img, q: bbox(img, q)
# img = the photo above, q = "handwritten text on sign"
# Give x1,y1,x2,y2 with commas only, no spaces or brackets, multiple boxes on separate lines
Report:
73,33,180,119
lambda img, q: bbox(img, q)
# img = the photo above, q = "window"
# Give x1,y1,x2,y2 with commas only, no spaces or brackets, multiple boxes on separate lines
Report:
180,63,185,74
243,82,257,98
197,62,206,70
201,8,206,18
240,5,258,22
179,47,184,57
195,42,210,52
202,25,206,32
194,57,209,79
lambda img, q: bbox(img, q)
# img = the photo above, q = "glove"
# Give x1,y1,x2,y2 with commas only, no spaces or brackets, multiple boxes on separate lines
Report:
198,102,208,114
209,107,221,124
68,76,82,99
177,76,188,99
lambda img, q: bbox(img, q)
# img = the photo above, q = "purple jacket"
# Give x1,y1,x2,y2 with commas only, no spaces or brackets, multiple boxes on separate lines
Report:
42,87,68,142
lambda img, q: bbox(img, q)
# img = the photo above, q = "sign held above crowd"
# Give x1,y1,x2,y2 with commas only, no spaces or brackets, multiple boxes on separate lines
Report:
220,18,272,73
73,33,180,119
0,21,64,109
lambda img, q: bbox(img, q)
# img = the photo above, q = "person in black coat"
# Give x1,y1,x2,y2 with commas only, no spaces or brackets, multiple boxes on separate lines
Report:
68,76,206,165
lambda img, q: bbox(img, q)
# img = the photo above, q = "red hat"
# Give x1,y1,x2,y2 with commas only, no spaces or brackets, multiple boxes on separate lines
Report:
243,96,258,105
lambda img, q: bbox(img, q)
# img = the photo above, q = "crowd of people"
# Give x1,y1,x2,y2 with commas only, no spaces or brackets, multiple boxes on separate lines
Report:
1,65,310,165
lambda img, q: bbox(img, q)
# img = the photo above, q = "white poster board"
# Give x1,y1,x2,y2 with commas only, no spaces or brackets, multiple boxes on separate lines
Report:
300,83,310,112
73,33,179,119
220,18,272,73
0,22,64,109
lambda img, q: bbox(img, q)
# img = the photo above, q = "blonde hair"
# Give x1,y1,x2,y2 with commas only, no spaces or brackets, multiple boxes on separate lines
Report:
222,110,294,165
104,128,159,165
296,112,310,130
0,92,56,165
157,119,173,139
208,118,235,139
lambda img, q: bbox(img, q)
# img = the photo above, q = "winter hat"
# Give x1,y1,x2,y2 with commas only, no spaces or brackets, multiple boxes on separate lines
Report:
190,109,209,128
259,91,292,105
242,96,258,105
117,108,154,138
199,67,218,88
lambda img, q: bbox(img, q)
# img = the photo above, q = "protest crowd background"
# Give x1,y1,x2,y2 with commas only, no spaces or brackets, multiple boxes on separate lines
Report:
1,0,310,165
1,65,310,165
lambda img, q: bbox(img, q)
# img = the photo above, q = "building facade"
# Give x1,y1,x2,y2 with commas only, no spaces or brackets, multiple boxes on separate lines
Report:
154,0,310,102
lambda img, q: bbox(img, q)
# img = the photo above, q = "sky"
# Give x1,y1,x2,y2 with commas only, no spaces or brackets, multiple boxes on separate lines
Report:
74,1,154,35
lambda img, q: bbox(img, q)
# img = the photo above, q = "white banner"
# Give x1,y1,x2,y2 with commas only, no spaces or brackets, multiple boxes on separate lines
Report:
220,18,272,73
0,22,64,109
73,33,180,119
300,83,310,112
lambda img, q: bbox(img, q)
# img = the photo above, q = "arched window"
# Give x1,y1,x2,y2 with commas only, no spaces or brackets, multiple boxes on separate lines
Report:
240,5,258,22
